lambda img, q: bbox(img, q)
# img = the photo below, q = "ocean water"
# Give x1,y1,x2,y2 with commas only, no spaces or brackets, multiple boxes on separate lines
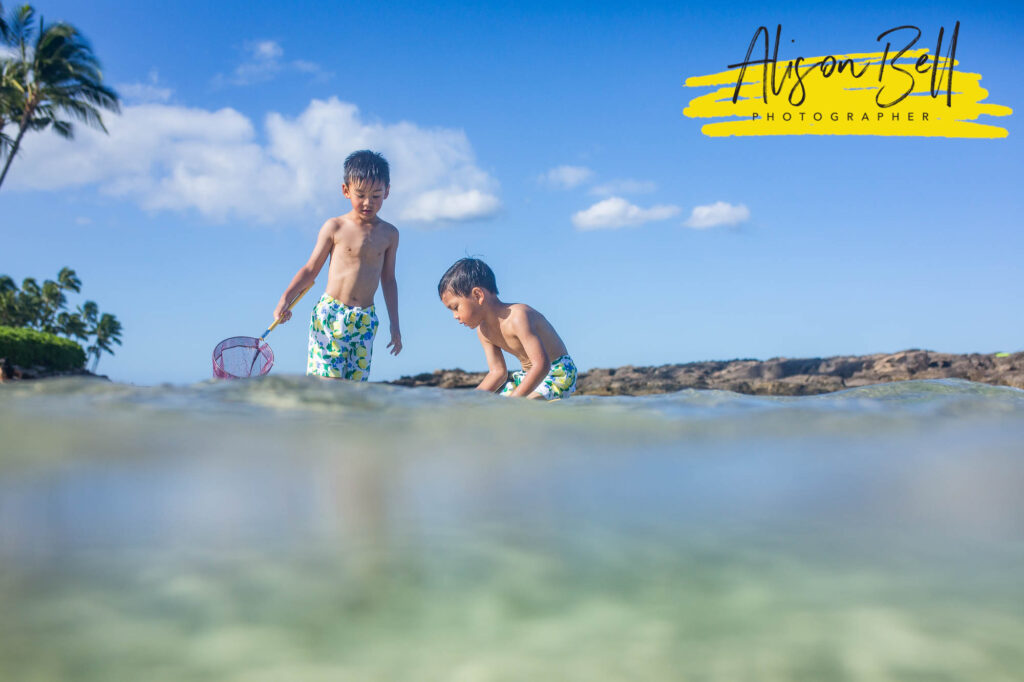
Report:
1,377,1022,681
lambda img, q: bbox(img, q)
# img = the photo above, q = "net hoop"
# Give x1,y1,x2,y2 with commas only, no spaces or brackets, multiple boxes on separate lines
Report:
212,336,275,379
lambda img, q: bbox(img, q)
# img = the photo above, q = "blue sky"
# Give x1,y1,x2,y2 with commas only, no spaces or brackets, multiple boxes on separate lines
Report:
3,0,1021,385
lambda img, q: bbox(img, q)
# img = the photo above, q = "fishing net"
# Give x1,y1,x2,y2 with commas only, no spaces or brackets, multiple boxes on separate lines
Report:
212,336,275,379
211,283,311,380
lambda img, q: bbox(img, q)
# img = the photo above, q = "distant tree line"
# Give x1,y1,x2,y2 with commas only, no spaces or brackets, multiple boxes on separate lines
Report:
0,267,122,370
1,2,119,189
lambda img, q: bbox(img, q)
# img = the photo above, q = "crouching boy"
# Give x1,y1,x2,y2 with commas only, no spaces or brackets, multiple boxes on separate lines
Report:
438,258,576,400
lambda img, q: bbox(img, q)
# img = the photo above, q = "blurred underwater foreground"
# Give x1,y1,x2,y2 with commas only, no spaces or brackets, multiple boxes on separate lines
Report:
1,377,1023,681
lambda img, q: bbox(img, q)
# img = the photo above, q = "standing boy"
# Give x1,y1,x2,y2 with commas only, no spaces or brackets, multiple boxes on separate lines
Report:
274,150,401,380
438,258,577,400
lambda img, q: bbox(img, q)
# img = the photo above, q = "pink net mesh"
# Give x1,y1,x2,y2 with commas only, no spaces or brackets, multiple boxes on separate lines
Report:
212,336,275,379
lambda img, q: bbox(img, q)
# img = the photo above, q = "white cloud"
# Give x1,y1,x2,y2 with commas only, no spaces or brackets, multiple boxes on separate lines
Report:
7,97,501,225
118,82,173,104
684,201,750,229
117,69,172,104
252,40,283,60
572,196,681,230
292,60,321,74
215,40,330,87
401,189,501,222
589,179,658,196
539,165,593,190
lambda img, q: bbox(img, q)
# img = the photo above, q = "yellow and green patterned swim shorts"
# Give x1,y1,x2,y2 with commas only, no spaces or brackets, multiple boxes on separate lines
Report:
500,354,577,400
307,294,378,380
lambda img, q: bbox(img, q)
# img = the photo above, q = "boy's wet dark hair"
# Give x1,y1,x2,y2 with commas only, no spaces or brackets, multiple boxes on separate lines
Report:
438,258,499,297
344,150,390,187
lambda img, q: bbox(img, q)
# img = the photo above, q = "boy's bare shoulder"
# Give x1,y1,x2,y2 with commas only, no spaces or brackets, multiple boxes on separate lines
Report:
508,302,539,316
377,219,399,241
320,215,346,234
506,303,541,328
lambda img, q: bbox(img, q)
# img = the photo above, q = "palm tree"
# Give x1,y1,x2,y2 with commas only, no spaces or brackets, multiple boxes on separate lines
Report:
1,61,16,158
1,2,15,157
0,4,119,190
87,312,122,372
0,274,17,326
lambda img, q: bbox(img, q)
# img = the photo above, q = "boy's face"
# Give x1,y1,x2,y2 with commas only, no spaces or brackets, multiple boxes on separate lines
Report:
441,288,484,329
342,179,389,220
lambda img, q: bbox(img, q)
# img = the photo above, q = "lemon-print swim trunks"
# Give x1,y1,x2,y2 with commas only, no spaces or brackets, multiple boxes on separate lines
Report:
500,354,577,400
307,294,378,380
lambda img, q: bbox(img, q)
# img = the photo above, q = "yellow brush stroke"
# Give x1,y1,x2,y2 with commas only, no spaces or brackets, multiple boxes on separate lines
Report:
684,50,1011,138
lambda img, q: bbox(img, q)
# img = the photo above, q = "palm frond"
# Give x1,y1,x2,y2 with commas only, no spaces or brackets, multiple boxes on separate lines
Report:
6,5,34,55
57,267,82,293
0,3,9,45
49,117,71,139
29,21,120,129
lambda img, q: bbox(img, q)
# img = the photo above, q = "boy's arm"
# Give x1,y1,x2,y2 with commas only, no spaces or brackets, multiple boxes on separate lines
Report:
380,228,402,355
475,331,508,392
507,313,549,399
274,219,334,323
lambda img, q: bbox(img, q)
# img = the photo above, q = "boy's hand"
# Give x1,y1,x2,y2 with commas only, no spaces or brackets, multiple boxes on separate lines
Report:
387,330,403,355
273,303,292,324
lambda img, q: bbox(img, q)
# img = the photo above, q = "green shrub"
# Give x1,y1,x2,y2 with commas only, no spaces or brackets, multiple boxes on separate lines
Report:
0,325,86,371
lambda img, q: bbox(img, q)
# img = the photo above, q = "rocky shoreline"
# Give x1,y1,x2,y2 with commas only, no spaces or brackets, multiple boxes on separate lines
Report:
389,350,1024,396
4,350,1021,395
0,358,106,383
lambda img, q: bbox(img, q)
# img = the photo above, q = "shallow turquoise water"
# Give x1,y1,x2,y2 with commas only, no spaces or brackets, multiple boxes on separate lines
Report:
1,378,1023,680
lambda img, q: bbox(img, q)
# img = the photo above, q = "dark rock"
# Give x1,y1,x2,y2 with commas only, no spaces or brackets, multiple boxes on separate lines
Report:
0,359,107,383
387,350,1024,396
0,357,13,381
389,368,492,390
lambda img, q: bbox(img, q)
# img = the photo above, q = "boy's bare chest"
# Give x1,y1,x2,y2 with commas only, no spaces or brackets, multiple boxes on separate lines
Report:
482,323,524,358
333,227,387,261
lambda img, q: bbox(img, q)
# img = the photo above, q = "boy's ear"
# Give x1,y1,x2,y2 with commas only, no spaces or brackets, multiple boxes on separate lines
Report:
471,286,486,303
